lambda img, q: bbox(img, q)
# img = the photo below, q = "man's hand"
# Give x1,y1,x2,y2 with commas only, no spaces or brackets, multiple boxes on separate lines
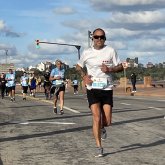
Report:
83,75,93,85
100,63,113,73
55,76,61,80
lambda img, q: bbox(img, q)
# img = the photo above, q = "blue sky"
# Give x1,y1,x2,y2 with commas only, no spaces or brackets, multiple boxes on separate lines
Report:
0,0,165,68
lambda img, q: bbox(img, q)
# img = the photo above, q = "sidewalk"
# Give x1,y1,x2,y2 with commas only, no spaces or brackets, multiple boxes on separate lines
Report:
113,86,165,98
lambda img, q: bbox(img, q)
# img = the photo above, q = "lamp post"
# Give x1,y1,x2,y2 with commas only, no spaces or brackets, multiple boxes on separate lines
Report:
88,31,92,48
5,50,8,64
0,49,8,64
35,40,81,59
122,61,128,93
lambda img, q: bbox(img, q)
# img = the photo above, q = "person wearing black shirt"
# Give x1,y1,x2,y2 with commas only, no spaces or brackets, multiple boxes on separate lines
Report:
43,71,52,99
0,73,6,99
131,73,137,92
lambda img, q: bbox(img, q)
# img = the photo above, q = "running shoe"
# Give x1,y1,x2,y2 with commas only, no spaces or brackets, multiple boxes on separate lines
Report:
101,128,107,140
94,147,104,158
60,110,64,115
53,107,57,114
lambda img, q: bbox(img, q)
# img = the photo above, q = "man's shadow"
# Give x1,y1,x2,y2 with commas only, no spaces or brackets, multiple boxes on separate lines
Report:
104,138,165,156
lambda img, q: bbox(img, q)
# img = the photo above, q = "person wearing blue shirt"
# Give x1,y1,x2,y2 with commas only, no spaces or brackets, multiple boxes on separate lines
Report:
5,69,16,102
29,73,37,97
72,78,79,94
20,72,29,100
49,60,65,115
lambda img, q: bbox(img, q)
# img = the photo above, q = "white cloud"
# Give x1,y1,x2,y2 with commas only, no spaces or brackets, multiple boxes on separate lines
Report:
53,7,76,15
0,20,5,30
136,39,165,51
89,0,165,12
111,11,165,23
0,19,26,37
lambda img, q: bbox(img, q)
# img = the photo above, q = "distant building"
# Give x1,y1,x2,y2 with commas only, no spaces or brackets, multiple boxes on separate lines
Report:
28,65,36,70
138,63,144,68
16,68,26,71
126,57,138,68
36,61,53,71
155,63,163,68
146,62,154,68
36,62,45,71
163,62,165,68
0,63,15,73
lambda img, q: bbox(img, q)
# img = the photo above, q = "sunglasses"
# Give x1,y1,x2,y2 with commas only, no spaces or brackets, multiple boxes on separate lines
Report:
93,35,106,40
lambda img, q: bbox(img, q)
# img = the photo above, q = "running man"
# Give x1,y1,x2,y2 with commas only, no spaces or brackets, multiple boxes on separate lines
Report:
43,70,51,100
0,73,6,99
5,69,16,102
29,73,37,97
72,78,79,94
20,72,29,100
76,28,123,157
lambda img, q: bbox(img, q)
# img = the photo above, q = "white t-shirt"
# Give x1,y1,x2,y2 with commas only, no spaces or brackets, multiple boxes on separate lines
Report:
77,45,121,90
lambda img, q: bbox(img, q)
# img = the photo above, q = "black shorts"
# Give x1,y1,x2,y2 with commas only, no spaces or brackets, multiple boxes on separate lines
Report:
87,89,113,108
8,86,15,92
51,85,65,96
22,86,28,93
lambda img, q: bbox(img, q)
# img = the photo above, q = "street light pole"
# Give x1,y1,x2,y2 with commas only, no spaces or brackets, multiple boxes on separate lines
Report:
36,40,81,59
88,31,92,48
122,61,128,93
5,50,8,64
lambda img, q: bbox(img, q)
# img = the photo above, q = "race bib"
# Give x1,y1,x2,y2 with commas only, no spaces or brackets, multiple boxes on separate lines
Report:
91,78,107,89
56,80,64,85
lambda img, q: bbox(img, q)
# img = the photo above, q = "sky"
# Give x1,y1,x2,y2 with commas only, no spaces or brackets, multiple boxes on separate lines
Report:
0,0,165,68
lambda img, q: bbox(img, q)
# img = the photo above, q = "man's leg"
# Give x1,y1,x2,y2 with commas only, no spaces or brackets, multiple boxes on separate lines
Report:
102,104,112,127
2,86,5,98
90,103,102,148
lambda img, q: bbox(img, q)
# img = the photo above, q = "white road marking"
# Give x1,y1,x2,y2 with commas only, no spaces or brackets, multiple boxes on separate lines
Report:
19,121,76,125
63,106,80,113
157,100,165,102
121,103,131,105
22,95,81,114
148,107,163,111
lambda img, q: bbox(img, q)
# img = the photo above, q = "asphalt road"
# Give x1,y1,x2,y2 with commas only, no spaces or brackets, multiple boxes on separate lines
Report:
0,92,165,165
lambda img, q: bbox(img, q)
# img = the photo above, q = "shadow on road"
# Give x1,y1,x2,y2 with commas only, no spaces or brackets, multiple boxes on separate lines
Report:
113,115,164,126
104,138,165,156
0,125,92,143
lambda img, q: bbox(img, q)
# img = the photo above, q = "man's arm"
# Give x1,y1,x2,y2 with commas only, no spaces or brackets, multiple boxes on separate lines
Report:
76,64,93,85
76,64,86,78
101,63,124,73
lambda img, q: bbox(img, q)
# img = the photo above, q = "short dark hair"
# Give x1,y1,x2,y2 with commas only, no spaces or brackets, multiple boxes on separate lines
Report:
92,28,106,36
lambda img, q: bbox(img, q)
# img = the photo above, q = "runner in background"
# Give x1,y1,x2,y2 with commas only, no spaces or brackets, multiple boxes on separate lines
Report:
29,73,37,97
49,60,65,115
72,78,79,94
0,73,6,99
37,76,42,92
20,72,29,100
5,69,16,102
43,70,51,100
